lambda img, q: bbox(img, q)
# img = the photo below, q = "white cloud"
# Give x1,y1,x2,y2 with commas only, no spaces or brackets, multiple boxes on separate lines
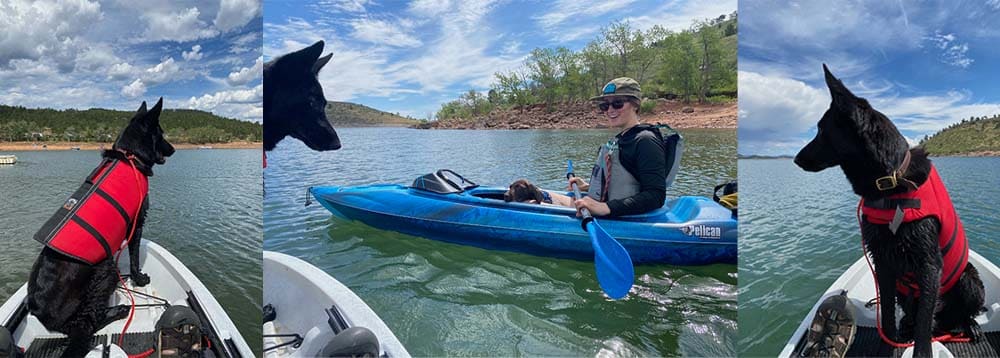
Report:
925,32,973,68
121,78,146,98
0,0,103,71
738,70,1000,154
738,71,828,138
626,0,736,32
187,84,263,108
183,45,204,61
141,7,218,42
75,44,120,72
535,0,635,30
185,84,264,121
227,56,264,86
408,0,452,17
108,63,135,80
349,18,422,47
143,57,181,84
318,0,370,13
214,0,261,33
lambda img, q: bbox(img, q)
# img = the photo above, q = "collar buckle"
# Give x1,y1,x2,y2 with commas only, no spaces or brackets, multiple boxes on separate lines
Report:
875,175,898,191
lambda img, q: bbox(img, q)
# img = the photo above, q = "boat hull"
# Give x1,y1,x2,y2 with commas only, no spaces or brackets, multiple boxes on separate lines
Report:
263,251,410,357
0,241,252,357
779,250,1000,357
311,185,737,265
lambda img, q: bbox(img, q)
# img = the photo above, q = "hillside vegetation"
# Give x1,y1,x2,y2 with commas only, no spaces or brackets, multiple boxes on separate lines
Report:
0,105,261,144
325,102,419,127
920,114,1000,155
436,13,737,121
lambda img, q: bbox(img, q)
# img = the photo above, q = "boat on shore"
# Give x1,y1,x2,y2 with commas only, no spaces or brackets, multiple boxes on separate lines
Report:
0,241,253,357
0,155,16,165
263,251,410,357
780,250,1000,357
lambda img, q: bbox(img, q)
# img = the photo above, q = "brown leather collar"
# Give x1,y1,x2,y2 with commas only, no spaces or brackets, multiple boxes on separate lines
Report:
874,150,918,191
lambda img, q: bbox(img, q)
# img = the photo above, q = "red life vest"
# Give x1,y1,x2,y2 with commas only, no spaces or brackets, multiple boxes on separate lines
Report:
34,158,147,264
861,165,968,296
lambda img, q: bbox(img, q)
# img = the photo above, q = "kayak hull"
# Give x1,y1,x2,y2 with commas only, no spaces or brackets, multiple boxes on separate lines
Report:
311,184,737,265
263,251,410,357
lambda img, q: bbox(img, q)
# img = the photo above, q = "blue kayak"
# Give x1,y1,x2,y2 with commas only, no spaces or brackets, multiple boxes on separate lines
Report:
309,171,736,265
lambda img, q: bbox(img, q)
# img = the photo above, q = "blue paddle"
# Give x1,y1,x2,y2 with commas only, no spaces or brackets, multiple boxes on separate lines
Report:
567,160,634,299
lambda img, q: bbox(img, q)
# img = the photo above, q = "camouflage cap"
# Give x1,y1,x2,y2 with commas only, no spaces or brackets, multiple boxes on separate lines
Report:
590,77,641,101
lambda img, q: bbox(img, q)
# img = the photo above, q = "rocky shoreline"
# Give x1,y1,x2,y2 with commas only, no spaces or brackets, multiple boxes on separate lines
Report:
416,100,736,130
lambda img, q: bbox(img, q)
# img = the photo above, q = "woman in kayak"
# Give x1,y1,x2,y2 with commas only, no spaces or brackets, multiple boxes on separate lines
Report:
506,77,667,217
567,77,667,217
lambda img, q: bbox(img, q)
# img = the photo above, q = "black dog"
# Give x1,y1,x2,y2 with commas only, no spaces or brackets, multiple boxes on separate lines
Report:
26,99,174,357
504,179,546,203
795,65,984,357
263,40,341,152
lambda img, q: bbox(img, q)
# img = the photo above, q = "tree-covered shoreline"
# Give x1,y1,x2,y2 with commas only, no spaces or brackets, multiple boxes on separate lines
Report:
435,14,737,120
0,105,262,144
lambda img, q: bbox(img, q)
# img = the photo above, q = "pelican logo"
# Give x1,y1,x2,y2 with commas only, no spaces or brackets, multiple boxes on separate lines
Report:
681,225,721,239
63,198,79,210
603,83,616,94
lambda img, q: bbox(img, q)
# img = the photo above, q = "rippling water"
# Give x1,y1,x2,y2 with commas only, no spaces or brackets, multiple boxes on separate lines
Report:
0,149,262,355
738,157,1000,357
264,127,736,356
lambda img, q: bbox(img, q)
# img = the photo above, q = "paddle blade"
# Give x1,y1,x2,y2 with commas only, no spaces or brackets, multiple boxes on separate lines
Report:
587,221,634,299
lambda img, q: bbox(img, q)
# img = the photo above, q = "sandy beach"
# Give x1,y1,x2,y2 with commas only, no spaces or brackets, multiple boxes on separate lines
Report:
0,141,261,151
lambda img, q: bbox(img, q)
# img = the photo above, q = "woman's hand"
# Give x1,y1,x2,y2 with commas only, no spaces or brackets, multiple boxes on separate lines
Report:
574,196,610,217
567,177,589,192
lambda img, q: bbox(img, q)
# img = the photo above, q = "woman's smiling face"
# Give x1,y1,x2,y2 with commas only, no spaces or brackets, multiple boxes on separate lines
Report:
599,96,637,128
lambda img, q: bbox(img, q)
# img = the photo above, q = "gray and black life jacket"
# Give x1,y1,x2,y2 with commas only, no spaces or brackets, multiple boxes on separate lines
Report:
587,124,682,202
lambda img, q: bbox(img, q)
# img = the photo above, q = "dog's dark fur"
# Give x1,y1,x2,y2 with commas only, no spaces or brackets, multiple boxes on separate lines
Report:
505,179,546,203
263,40,340,152
795,65,984,357
26,99,175,357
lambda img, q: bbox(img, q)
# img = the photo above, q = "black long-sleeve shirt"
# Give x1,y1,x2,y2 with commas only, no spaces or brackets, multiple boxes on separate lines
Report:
606,125,667,217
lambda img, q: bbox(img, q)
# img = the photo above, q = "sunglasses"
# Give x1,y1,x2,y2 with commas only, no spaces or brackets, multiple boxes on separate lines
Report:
598,99,627,111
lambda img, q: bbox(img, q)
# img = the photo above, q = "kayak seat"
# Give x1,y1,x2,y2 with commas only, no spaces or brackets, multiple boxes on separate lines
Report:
411,170,478,194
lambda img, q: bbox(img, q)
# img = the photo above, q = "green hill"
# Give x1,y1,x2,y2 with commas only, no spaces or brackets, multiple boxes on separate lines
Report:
325,101,420,127
0,105,261,144
920,114,1000,155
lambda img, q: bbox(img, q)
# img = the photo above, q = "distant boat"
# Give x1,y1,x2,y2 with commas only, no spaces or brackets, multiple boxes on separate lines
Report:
198,145,214,149
70,146,81,151
0,155,16,165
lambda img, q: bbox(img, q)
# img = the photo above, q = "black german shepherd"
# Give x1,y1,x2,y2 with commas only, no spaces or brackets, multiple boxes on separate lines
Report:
795,65,984,357
26,99,174,357
263,40,340,151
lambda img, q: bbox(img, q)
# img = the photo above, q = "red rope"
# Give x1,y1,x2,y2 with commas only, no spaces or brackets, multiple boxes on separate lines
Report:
855,200,969,348
114,154,144,348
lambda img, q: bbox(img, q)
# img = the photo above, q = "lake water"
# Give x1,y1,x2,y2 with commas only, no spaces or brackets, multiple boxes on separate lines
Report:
0,149,262,355
738,157,1000,357
264,127,737,356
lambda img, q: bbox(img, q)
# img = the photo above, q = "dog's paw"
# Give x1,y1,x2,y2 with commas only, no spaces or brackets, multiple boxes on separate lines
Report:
131,272,150,287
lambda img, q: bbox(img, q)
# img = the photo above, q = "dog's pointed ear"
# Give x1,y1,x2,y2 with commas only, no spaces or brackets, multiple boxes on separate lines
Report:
313,53,333,75
286,40,324,72
824,64,860,113
136,101,148,116
147,97,163,122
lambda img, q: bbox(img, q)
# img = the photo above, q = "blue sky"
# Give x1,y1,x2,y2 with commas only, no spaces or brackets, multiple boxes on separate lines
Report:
739,0,1000,156
0,1,262,122
264,0,736,119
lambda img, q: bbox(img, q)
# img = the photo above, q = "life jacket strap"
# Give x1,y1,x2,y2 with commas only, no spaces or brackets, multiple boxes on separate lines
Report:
863,198,921,210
